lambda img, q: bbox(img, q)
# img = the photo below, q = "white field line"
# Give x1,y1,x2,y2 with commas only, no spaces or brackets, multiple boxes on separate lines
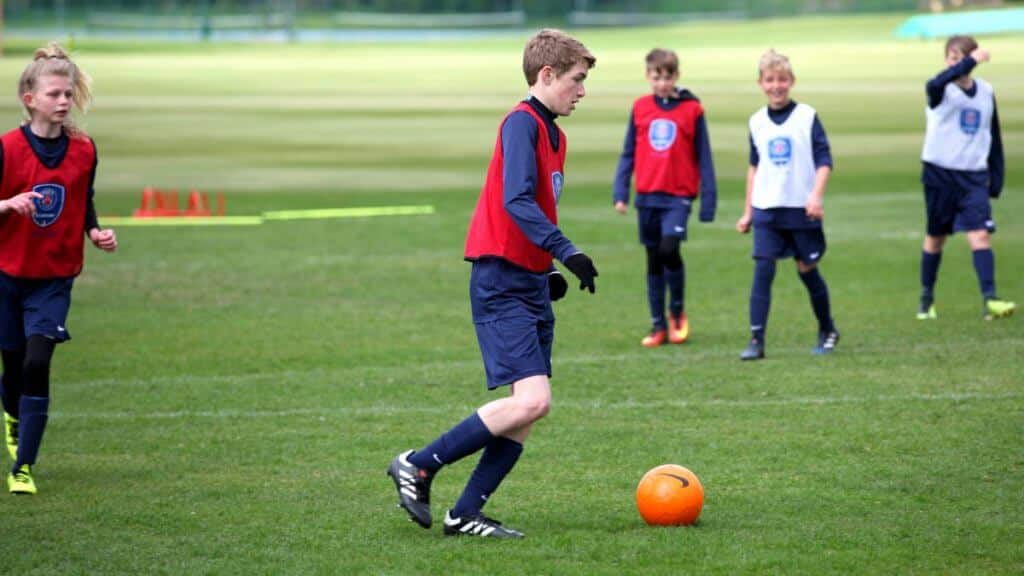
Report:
60,336,1024,391
51,390,1023,421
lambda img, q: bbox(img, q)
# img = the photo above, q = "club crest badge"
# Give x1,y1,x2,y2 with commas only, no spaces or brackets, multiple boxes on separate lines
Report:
649,119,677,152
551,171,564,204
959,108,981,135
767,137,792,166
31,183,65,228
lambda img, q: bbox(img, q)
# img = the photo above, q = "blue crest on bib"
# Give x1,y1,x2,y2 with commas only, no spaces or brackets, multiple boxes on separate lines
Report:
31,183,65,228
649,119,677,152
959,108,981,135
767,137,792,166
551,171,564,204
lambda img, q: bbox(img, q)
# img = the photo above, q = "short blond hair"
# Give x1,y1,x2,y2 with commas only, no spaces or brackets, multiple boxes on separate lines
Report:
522,29,596,86
645,48,678,76
758,48,793,79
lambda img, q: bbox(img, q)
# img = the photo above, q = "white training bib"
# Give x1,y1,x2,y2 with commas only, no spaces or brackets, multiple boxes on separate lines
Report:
921,78,994,171
749,103,818,209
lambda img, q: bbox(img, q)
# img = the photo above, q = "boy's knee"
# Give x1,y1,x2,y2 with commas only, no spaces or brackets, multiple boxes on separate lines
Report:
967,230,991,250
516,395,550,423
923,235,946,253
796,261,818,274
645,246,661,275
657,237,681,267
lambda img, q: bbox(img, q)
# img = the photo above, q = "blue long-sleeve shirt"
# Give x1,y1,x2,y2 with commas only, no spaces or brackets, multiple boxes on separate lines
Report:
923,57,1004,197
613,90,717,219
500,96,578,264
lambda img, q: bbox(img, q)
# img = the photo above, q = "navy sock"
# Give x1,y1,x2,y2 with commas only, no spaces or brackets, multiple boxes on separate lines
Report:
451,436,523,518
14,396,48,470
972,249,996,300
0,383,18,418
750,259,775,342
646,274,666,329
798,268,835,333
1,350,23,418
920,250,942,302
408,412,493,473
665,260,685,316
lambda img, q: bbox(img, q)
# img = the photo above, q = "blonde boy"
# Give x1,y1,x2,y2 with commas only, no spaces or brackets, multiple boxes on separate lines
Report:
736,49,837,360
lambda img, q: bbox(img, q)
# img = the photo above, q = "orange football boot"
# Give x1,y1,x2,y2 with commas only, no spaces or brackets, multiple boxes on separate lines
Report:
668,311,689,344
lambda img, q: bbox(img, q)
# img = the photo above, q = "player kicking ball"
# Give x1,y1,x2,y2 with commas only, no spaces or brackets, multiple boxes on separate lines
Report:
388,29,598,538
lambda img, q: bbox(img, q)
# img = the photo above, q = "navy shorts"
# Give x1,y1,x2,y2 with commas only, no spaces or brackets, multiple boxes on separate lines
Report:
469,258,554,390
637,200,692,246
0,271,74,350
924,184,994,237
752,225,827,264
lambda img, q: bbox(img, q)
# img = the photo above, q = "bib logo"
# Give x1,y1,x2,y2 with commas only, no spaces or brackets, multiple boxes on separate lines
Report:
767,137,792,166
649,119,677,152
551,171,564,204
31,183,65,228
960,108,981,135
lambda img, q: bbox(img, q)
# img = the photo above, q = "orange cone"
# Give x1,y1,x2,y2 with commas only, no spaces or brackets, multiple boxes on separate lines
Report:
184,188,210,217
133,186,156,217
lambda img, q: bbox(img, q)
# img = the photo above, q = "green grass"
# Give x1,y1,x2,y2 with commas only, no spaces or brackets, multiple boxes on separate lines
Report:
2,13,1022,575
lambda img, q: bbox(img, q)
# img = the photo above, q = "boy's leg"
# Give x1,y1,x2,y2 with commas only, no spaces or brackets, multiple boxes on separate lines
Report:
920,183,955,317
638,207,667,340
966,230,1016,319
444,374,547,539
919,235,945,319
2,349,25,460
644,246,666,333
749,257,775,343
791,228,838,353
14,335,54,471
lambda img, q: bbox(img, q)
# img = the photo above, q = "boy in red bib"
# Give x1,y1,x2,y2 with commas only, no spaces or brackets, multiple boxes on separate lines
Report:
388,29,598,538
613,49,717,347
0,43,117,494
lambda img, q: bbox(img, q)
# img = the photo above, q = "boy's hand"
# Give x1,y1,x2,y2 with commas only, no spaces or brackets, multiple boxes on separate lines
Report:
0,191,44,217
548,270,568,301
805,197,824,221
89,228,118,252
736,213,752,234
614,201,628,215
564,253,598,294
699,208,715,223
970,48,990,63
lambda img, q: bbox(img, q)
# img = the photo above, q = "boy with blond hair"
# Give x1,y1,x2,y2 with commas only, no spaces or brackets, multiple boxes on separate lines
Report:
918,35,1013,320
736,49,838,360
387,29,598,538
613,48,717,348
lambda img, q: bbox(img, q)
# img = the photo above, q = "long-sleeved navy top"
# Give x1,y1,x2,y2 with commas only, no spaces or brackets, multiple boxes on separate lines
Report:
0,125,100,232
500,96,578,264
923,56,1004,198
613,88,717,219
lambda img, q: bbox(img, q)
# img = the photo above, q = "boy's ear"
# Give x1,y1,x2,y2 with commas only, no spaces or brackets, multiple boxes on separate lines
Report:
539,65,555,86
21,92,34,108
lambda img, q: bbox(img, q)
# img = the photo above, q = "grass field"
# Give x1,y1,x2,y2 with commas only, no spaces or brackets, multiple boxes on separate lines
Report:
1,13,1022,574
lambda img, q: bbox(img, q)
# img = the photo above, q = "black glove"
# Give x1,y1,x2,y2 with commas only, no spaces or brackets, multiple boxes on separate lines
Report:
548,270,568,301
564,253,598,294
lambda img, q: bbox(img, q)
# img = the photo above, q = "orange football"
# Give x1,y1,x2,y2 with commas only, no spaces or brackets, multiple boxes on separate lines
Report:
636,464,704,526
